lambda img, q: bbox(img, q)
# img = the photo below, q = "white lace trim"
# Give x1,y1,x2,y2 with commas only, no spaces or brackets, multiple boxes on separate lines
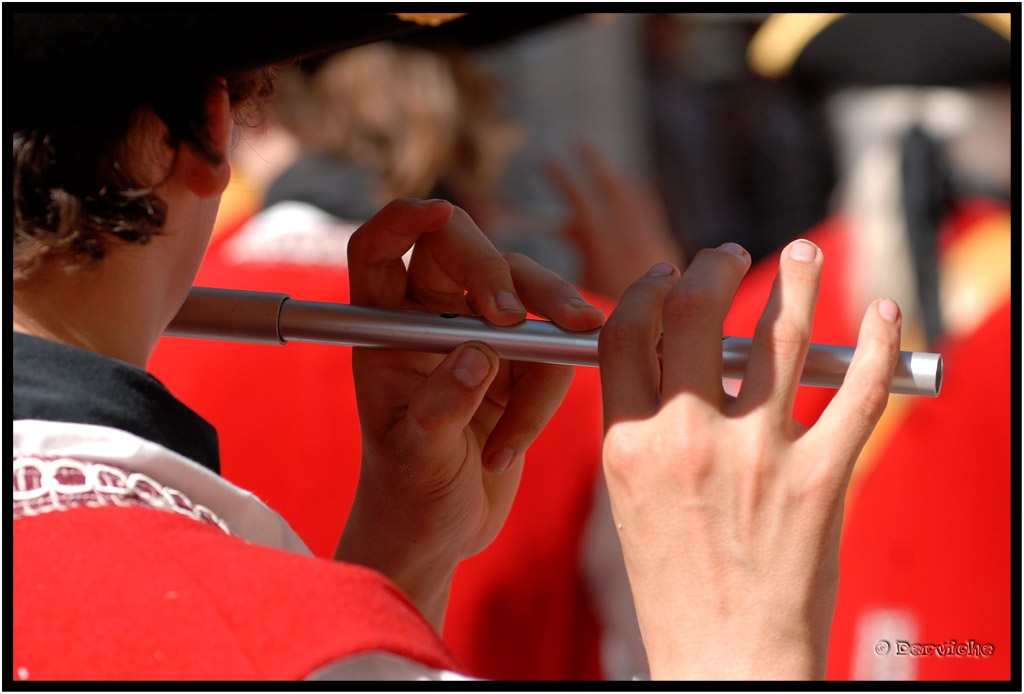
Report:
13,456,232,534
13,419,313,555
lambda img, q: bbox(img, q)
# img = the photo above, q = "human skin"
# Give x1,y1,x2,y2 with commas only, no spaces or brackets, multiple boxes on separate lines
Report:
546,142,684,302
336,198,606,632
12,83,234,368
599,240,902,680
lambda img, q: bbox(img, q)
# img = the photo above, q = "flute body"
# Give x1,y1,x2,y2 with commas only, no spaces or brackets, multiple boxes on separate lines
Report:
166,287,943,397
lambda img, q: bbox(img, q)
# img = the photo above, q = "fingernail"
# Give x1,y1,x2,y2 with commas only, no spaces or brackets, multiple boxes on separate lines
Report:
789,239,818,262
718,242,747,256
453,346,492,388
878,298,900,324
487,447,516,474
496,290,526,314
569,296,595,309
646,262,676,277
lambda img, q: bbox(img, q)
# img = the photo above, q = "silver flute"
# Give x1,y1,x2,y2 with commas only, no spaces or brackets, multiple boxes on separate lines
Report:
166,287,943,397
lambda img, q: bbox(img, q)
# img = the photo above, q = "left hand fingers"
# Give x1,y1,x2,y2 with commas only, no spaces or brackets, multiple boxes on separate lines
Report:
470,253,604,471
347,198,455,307
406,205,528,326
403,342,500,448
480,360,575,475
505,252,606,332
350,199,528,327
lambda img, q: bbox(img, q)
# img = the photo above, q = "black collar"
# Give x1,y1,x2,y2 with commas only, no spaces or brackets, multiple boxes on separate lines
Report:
13,332,220,475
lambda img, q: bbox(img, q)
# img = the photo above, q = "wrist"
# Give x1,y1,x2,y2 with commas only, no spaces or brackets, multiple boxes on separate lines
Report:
644,629,823,681
635,593,829,680
336,494,459,633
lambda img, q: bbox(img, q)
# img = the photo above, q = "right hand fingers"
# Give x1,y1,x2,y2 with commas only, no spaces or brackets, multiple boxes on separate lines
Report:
733,239,824,426
599,245,751,425
659,244,751,401
599,262,679,427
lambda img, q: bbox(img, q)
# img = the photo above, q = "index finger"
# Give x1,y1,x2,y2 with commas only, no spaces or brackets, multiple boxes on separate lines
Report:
599,263,680,427
660,244,751,402
347,198,455,307
406,205,527,326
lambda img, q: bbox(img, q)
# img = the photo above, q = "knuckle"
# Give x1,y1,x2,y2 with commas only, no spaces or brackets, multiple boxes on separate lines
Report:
850,378,890,423
759,319,812,355
602,424,648,484
598,316,642,357
502,251,531,267
792,455,847,509
788,472,830,511
606,405,716,487
448,202,469,216
478,254,512,275
663,282,716,325
346,226,369,255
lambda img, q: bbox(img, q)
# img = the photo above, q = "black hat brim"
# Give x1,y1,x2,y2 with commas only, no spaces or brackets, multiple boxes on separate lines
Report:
10,11,581,130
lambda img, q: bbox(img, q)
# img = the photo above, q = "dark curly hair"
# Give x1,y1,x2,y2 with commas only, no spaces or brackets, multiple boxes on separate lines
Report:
12,68,277,282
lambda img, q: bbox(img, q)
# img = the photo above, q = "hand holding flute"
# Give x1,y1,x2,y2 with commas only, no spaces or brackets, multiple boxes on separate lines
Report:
169,197,917,679
599,237,905,679
332,199,606,632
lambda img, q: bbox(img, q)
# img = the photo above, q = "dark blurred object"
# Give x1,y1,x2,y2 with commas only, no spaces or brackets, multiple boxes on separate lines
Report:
642,13,836,263
10,13,421,130
900,125,952,346
748,13,1012,90
749,12,1012,349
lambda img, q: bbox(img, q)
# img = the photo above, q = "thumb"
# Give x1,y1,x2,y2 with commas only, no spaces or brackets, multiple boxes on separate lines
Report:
405,343,499,441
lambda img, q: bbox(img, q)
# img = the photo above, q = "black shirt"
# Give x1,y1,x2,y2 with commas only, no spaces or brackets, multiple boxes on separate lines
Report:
12,332,220,474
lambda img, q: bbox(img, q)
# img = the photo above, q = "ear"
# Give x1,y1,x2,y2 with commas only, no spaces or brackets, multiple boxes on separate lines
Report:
180,82,233,198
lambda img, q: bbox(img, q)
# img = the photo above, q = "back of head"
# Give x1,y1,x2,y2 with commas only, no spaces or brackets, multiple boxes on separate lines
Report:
273,43,462,202
10,12,476,282
271,41,523,207
12,66,276,283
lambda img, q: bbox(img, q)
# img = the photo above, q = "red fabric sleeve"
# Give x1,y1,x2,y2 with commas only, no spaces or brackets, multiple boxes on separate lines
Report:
13,506,458,680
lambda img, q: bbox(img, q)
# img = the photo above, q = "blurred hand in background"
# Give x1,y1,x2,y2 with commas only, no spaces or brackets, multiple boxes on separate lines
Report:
546,142,684,302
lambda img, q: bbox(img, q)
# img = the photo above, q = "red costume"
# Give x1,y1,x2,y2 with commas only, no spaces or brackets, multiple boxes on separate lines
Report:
15,509,459,680
13,335,460,681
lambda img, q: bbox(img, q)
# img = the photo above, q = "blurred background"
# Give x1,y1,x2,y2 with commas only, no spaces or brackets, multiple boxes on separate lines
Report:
150,12,1015,683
